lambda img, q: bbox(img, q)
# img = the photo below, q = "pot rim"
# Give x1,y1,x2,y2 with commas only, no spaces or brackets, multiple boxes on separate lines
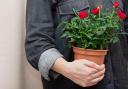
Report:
72,46,108,52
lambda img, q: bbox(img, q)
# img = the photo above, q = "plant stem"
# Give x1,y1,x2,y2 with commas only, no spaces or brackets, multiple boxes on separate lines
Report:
110,8,115,25
72,8,79,17
99,8,101,18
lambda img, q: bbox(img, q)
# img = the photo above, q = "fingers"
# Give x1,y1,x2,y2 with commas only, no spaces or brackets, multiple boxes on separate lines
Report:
72,75,97,87
75,73,104,87
90,74,104,84
80,67,105,87
65,60,105,87
92,67,105,78
79,59,105,71
84,82,98,87
85,74,104,87
86,68,105,86
99,64,105,71
87,67,105,80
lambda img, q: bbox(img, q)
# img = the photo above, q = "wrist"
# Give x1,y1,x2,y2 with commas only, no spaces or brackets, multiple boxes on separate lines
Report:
51,58,69,75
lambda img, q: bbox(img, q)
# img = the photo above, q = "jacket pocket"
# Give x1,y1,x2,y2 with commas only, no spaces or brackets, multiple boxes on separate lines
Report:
57,0,90,15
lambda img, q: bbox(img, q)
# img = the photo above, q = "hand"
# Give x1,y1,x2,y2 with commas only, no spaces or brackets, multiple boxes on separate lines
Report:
52,58,105,87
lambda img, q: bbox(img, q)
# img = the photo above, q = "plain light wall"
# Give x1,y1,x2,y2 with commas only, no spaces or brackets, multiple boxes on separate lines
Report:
0,0,43,89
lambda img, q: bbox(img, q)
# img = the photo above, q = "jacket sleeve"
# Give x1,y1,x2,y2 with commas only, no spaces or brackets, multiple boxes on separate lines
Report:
25,0,63,80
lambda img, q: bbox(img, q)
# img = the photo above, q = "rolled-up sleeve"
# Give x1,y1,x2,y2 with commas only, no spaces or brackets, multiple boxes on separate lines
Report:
38,48,63,80
25,0,63,80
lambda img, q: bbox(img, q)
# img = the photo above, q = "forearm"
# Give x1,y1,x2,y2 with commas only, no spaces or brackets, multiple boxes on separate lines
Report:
51,57,69,75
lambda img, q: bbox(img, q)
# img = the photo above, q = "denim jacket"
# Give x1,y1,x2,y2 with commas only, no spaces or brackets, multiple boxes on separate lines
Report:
25,0,128,89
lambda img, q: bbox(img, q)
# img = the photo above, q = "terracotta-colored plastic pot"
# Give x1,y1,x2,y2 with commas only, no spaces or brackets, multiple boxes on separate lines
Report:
72,46,108,65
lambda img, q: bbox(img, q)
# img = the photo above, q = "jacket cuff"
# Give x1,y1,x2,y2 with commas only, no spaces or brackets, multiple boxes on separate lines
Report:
38,48,63,80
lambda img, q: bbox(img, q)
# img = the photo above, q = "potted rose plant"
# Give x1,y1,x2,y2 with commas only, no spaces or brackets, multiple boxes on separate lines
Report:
62,1,127,65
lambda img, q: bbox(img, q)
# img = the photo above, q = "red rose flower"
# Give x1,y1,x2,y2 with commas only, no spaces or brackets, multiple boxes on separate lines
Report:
78,11,88,19
117,10,126,20
113,1,119,8
91,7,99,15
117,10,121,14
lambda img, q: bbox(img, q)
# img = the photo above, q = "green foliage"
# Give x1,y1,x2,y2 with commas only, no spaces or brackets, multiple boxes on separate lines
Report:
62,7,123,50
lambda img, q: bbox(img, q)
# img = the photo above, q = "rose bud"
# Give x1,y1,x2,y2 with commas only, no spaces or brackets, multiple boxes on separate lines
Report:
113,1,119,8
78,11,88,19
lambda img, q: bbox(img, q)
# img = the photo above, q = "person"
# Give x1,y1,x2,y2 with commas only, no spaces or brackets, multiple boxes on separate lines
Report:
25,0,128,89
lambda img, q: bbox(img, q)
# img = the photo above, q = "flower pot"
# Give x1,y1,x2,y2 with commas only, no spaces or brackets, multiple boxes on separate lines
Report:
72,46,108,65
